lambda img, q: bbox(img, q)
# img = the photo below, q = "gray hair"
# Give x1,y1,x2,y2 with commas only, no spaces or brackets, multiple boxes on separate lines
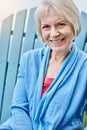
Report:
35,0,81,40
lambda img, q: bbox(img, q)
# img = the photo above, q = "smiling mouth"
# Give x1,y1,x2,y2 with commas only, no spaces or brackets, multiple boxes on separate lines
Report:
50,37,65,44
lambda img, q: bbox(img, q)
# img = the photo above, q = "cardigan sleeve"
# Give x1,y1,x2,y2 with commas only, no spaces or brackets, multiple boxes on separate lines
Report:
10,54,33,130
0,54,33,130
0,117,12,129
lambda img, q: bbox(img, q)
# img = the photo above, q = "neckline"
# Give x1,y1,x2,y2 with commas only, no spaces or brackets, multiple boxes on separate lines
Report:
44,77,54,82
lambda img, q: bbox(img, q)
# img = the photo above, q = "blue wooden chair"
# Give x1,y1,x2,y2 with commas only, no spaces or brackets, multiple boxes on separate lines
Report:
0,7,45,124
0,7,87,127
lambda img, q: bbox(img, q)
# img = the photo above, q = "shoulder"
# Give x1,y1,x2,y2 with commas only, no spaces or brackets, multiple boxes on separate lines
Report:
75,45,87,61
76,47,87,70
20,46,49,65
23,46,48,59
72,45,87,70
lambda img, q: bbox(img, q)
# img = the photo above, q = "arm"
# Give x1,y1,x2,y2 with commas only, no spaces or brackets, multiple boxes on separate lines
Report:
0,117,12,130
10,54,33,130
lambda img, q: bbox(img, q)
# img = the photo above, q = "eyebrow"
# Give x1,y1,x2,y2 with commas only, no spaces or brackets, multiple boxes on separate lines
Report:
41,20,67,25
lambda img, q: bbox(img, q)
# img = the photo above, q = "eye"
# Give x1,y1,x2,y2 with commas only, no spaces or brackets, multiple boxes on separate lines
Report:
60,23,65,25
41,25,50,30
59,23,66,26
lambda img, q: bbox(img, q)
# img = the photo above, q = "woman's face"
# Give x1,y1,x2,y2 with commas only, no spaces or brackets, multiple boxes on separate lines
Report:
41,10,74,53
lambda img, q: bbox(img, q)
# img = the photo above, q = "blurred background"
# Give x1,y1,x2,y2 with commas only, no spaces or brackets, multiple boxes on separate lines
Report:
0,0,87,30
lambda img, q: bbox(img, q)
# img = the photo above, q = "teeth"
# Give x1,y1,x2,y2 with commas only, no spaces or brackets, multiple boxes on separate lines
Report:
51,39,61,42
50,38,65,42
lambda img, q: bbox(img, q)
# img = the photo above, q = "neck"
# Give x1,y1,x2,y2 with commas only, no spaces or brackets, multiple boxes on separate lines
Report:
51,44,72,63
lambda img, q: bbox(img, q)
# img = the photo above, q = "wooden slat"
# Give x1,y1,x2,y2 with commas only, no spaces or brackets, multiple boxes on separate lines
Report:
22,7,45,53
1,9,27,123
34,37,45,49
22,7,36,54
74,11,87,50
0,15,13,121
84,43,87,53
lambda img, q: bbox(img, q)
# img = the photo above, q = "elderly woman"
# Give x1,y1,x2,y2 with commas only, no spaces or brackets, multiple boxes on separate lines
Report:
0,0,87,130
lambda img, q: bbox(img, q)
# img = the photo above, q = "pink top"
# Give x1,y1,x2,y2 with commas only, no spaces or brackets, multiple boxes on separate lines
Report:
42,77,54,96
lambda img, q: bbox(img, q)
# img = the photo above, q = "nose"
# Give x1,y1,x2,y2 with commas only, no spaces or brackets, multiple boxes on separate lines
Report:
50,27,59,37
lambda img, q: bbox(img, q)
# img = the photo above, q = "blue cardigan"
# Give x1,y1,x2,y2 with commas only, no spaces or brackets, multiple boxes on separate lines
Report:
0,45,87,130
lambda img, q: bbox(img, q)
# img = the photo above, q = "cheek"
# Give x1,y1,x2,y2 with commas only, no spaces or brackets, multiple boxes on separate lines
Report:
68,30,74,40
62,25,74,35
41,31,49,40
63,29,74,39
67,27,75,39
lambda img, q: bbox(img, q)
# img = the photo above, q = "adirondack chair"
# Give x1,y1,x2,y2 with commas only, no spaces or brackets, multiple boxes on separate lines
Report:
0,7,45,124
0,7,87,127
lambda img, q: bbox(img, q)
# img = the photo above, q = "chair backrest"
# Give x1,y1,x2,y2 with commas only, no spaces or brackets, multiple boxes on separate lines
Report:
0,7,45,124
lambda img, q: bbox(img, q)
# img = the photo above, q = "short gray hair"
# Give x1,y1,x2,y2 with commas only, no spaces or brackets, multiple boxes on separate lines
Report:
34,0,81,40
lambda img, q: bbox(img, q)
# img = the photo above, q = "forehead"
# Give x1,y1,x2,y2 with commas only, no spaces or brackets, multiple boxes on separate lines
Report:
41,9,65,24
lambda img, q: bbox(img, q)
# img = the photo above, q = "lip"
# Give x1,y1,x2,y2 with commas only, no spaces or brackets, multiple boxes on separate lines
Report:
49,37,65,44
